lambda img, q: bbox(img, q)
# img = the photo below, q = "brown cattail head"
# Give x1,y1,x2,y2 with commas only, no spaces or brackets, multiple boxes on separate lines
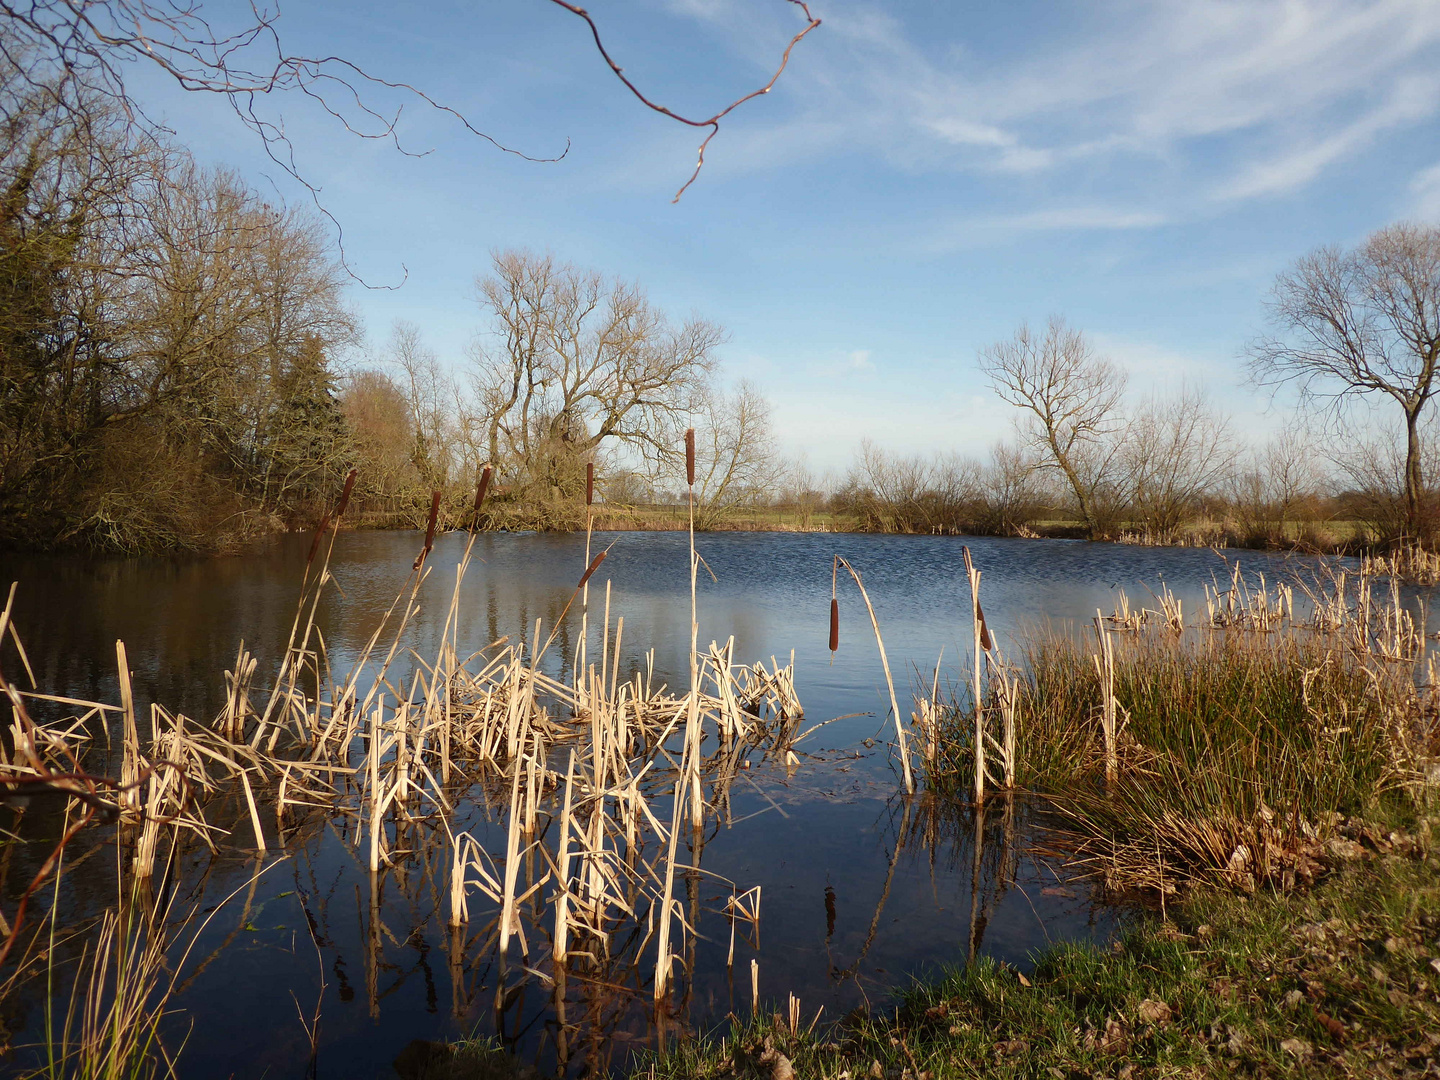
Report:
335,468,358,520
307,513,331,566
424,491,441,550
685,428,696,487
977,602,993,652
413,490,442,569
576,549,607,590
586,462,594,506
473,466,492,518
829,597,840,652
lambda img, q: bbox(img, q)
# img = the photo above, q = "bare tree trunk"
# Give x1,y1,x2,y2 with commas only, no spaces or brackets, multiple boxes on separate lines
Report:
1053,445,1095,538
1406,406,1425,540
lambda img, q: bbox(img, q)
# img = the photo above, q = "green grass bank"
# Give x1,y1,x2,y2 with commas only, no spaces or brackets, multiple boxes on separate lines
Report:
639,811,1439,1080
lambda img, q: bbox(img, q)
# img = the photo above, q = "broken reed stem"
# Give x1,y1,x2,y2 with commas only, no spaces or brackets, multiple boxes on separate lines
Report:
116,641,139,813
553,750,576,963
238,768,265,853
834,556,913,794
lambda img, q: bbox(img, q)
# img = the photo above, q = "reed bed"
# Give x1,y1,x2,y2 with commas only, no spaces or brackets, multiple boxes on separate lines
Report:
0,466,809,1072
1360,542,1440,585
920,558,1439,895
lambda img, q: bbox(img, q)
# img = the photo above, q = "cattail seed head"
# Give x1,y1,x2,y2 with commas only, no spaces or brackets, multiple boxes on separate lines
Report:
335,468,358,519
414,490,441,569
685,428,696,487
307,513,331,566
474,466,492,517
978,603,993,652
829,597,839,652
586,462,594,506
576,549,607,590
424,491,441,550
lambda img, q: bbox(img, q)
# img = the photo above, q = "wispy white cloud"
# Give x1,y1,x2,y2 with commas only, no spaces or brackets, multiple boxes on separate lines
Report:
662,0,1440,218
1410,162,1440,221
918,205,1169,253
809,347,878,376
1091,333,1229,389
1212,72,1440,201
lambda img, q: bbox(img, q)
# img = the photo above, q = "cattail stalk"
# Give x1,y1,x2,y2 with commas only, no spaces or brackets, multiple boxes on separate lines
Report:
833,556,912,793
1092,610,1117,786
413,490,441,570
583,461,594,613
685,428,701,819
335,467,358,520
964,547,986,804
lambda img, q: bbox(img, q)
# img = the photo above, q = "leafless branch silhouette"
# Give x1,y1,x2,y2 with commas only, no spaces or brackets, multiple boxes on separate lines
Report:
547,0,822,201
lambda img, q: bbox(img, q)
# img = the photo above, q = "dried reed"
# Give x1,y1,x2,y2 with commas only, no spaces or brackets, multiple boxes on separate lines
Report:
831,555,912,793
1,456,817,1046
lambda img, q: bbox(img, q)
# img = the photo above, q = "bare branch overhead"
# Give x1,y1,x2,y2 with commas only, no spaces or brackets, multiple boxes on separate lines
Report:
547,0,822,201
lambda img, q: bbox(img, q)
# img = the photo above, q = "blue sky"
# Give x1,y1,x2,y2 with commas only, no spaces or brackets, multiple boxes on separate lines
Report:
131,0,1440,472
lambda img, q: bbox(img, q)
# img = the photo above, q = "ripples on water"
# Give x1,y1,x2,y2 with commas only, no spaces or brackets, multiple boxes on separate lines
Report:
0,532,1371,1077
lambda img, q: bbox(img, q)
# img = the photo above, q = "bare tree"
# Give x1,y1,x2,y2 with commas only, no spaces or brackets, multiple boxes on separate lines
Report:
1251,222,1440,540
471,249,724,502
690,379,777,528
844,440,935,532
1229,429,1324,545
979,316,1128,539
841,441,978,534
1122,387,1235,541
1328,410,1440,543
777,453,829,530
389,321,458,491
975,440,1048,535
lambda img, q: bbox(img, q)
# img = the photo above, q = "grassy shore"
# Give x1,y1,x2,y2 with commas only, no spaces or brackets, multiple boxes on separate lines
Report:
636,599,1440,1080
347,505,1369,552
644,809,1439,1080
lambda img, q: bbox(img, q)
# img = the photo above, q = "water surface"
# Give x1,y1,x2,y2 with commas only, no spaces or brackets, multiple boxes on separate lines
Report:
0,532,1333,1078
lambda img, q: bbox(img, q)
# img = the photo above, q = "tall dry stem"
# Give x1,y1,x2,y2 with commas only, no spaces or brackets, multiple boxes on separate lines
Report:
1091,611,1118,786
833,556,912,793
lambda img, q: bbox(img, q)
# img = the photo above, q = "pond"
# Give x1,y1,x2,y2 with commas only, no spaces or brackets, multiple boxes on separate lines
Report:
0,531,1339,1078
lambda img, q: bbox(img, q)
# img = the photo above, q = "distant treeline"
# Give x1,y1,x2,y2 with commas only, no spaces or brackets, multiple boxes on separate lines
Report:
789,433,1395,550
6,23,1439,554
550,428,1407,552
